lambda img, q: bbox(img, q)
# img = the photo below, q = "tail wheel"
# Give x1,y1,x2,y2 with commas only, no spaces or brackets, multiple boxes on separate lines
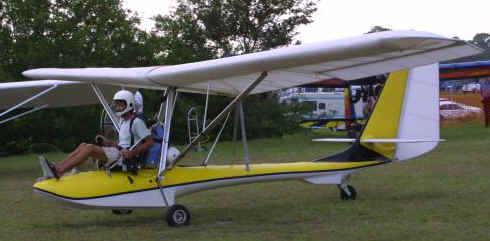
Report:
339,185,357,200
166,204,191,227
112,209,133,215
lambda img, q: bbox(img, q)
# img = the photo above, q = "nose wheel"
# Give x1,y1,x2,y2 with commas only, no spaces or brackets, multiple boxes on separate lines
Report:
166,204,191,226
338,184,357,200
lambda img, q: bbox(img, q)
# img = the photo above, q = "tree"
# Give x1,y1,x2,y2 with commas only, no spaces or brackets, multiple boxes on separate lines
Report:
0,0,158,154
472,33,490,50
152,4,216,65
366,26,391,34
151,0,318,142
154,0,317,57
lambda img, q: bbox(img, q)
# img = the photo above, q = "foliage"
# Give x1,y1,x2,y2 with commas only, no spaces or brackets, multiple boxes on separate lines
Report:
150,0,319,143
0,0,155,154
471,33,490,50
0,0,318,154
152,5,216,64
154,0,317,56
366,25,391,34
444,32,490,63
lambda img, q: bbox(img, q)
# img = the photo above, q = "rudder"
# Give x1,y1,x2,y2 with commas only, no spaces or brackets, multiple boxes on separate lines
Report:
360,63,440,161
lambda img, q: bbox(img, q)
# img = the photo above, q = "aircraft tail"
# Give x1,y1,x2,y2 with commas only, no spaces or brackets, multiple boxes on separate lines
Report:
360,63,440,161
315,63,441,162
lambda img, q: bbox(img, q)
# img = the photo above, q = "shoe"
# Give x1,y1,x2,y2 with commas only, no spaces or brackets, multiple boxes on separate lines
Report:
66,168,79,175
39,156,50,177
38,156,59,180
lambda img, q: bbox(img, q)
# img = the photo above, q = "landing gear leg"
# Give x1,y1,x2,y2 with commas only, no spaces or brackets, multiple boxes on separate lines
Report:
338,183,357,200
157,181,191,227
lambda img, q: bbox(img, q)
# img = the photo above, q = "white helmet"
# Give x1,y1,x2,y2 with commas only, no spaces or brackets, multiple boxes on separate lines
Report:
113,90,135,116
167,147,181,162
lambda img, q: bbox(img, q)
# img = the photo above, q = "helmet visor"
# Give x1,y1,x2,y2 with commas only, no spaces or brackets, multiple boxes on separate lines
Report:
111,99,127,114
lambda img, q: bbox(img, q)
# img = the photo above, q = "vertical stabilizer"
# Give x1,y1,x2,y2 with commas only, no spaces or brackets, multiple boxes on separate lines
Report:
394,64,440,161
360,69,409,159
360,63,440,161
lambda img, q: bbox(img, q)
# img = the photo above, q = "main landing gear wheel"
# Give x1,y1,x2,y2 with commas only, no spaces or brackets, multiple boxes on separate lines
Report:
166,204,191,227
112,209,133,215
338,185,357,200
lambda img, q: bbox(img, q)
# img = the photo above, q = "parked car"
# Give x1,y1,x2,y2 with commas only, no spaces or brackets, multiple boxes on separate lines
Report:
462,83,480,93
440,100,482,119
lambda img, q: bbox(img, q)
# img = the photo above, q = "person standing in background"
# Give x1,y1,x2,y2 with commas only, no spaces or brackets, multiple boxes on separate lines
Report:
480,78,490,127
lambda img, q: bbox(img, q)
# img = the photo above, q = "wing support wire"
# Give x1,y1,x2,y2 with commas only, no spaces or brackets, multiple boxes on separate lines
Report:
0,84,58,124
202,111,231,166
168,71,268,170
90,84,120,133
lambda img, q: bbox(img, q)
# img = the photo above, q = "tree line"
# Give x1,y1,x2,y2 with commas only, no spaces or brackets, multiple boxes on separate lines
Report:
0,0,316,155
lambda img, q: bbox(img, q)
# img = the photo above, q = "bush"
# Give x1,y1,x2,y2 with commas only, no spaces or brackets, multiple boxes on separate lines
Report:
29,143,61,154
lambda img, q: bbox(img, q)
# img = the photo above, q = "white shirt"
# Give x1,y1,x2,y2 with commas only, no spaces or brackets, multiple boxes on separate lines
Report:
134,91,143,114
118,117,151,149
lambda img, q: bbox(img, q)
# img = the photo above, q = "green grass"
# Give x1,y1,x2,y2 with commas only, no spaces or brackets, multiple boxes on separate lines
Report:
1,125,489,241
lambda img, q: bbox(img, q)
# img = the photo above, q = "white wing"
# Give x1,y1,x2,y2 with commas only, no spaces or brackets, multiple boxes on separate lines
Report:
0,80,132,110
23,30,482,96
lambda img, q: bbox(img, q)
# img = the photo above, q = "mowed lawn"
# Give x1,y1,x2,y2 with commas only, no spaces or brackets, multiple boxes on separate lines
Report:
0,124,489,241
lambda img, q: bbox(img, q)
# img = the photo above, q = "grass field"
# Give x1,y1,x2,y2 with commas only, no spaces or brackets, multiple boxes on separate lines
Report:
1,124,489,241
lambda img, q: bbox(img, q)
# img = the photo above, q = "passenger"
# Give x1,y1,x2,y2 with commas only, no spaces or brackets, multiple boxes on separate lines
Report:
40,90,154,179
134,89,144,119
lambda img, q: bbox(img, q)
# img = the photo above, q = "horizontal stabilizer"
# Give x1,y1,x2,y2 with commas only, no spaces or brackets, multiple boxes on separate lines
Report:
361,139,445,143
312,138,356,142
313,138,445,143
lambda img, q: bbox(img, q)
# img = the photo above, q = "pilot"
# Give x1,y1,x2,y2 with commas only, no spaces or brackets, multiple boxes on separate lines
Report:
40,90,154,179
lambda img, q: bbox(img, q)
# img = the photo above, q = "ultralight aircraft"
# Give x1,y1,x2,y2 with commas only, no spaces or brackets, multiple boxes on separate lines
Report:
0,31,482,226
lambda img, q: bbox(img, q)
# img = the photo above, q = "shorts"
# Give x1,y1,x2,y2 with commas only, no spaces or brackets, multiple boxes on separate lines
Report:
102,147,122,162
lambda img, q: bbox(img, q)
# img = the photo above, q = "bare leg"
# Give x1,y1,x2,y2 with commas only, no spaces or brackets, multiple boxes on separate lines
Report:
56,144,108,176
60,143,87,163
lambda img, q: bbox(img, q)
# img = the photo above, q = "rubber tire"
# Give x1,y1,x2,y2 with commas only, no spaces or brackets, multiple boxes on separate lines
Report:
340,185,357,200
112,209,133,215
166,204,191,227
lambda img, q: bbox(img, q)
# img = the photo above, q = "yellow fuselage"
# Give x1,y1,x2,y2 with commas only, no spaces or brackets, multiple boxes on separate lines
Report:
33,161,384,208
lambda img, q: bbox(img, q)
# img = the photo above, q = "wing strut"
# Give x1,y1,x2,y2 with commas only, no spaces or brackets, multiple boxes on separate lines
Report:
90,84,120,133
155,87,179,207
169,71,268,169
157,87,178,178
0,84,58,123
238,100,251,171
0,104,49,125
